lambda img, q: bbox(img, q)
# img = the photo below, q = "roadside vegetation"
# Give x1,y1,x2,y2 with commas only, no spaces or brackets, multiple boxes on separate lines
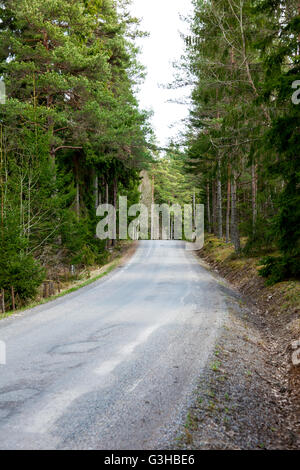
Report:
0,240,134,320
173,0,300,285
0,0,152,311
201,235,300,322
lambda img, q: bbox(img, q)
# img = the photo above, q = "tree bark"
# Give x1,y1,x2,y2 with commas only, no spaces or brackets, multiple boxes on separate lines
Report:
151,174,155,240
105,181,109,204
206,182,212,233
231,171,241,253
0,289,5,314
226,164,231,243
94,173,98,210
105,181,109,249
152,174,155,204
217,157,223,238
0,125,4,237
74,156,80,219
76,181,80,220
252,163,258,233
193,189,196,231
212,179,217,235
11,286,15,311
111,177,117,247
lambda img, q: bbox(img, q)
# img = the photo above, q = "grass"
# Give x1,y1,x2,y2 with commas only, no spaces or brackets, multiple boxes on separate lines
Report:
200,234,300,322
204,234,265,271
0,254,125,321
184,412,198,431
210,360,221,372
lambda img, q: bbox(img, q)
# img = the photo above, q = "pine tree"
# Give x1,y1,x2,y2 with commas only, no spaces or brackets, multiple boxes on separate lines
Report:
0,0,151,307
257,0,300,283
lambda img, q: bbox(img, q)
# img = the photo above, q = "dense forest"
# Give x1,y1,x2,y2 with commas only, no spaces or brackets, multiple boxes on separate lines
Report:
0,0,151,308
0,0,299,311
175,0,300,284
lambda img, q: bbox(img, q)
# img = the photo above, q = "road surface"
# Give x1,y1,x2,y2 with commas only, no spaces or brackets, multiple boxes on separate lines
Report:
0,240,227,449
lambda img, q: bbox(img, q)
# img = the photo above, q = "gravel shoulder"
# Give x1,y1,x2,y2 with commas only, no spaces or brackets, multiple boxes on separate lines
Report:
170,258,299,450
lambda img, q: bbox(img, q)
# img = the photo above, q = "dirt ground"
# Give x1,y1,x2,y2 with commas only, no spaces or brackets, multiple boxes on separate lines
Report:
171,239,300,450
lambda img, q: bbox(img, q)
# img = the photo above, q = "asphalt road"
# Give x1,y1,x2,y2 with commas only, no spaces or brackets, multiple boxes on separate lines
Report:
0,240,227,449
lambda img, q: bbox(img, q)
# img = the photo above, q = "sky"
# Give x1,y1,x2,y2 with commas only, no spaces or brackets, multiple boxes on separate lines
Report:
130,0,193,148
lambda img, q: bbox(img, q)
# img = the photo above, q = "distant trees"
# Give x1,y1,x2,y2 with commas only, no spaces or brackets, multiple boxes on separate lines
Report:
180,0,300,283
0,0,151,307
151,145,202,207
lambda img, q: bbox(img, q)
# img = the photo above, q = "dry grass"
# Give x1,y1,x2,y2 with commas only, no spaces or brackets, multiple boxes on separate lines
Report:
0,241,137,321
200,234,300,322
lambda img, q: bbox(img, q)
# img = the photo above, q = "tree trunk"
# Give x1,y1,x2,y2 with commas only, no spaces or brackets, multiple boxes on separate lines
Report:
0,124,4,237
27,170,32,248
151,174,155,239
74,156,80,219
11,286,15,311
152,174,155,204
50,146,56,168
111,177,117,247
98,179,102,206
217,157,223,238
252,163,258,233
206,182,212,233
226,164,231,243
1,289,5,314
76,181,80,219
94,173,99,210
231,171,241,253
105,181,109,249
212,179,217,235
106,182,109,204
193,189,196,231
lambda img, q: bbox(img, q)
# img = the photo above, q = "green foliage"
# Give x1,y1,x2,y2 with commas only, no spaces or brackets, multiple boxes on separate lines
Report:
0,0,151,309
0,211,45,306
151,146,202,207
256,0,300,281
178,0,299,282
243,217,275,256
259,255,299,286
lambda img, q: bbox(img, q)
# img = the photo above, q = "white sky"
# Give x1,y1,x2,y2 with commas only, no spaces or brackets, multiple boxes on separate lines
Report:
130,0,192,148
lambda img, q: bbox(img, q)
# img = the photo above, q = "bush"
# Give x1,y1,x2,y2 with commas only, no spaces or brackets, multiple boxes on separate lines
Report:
0,213,45,308
0,253,45,307
259,254,300,285
243,217,275,256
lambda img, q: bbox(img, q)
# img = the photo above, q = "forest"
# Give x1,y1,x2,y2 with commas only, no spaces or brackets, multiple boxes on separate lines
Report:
0,0,299,312
172,0,300,285
0,0,152,309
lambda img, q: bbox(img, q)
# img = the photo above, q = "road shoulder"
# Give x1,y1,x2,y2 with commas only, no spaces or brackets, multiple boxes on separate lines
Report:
0,241,138,324
170,263,299,450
